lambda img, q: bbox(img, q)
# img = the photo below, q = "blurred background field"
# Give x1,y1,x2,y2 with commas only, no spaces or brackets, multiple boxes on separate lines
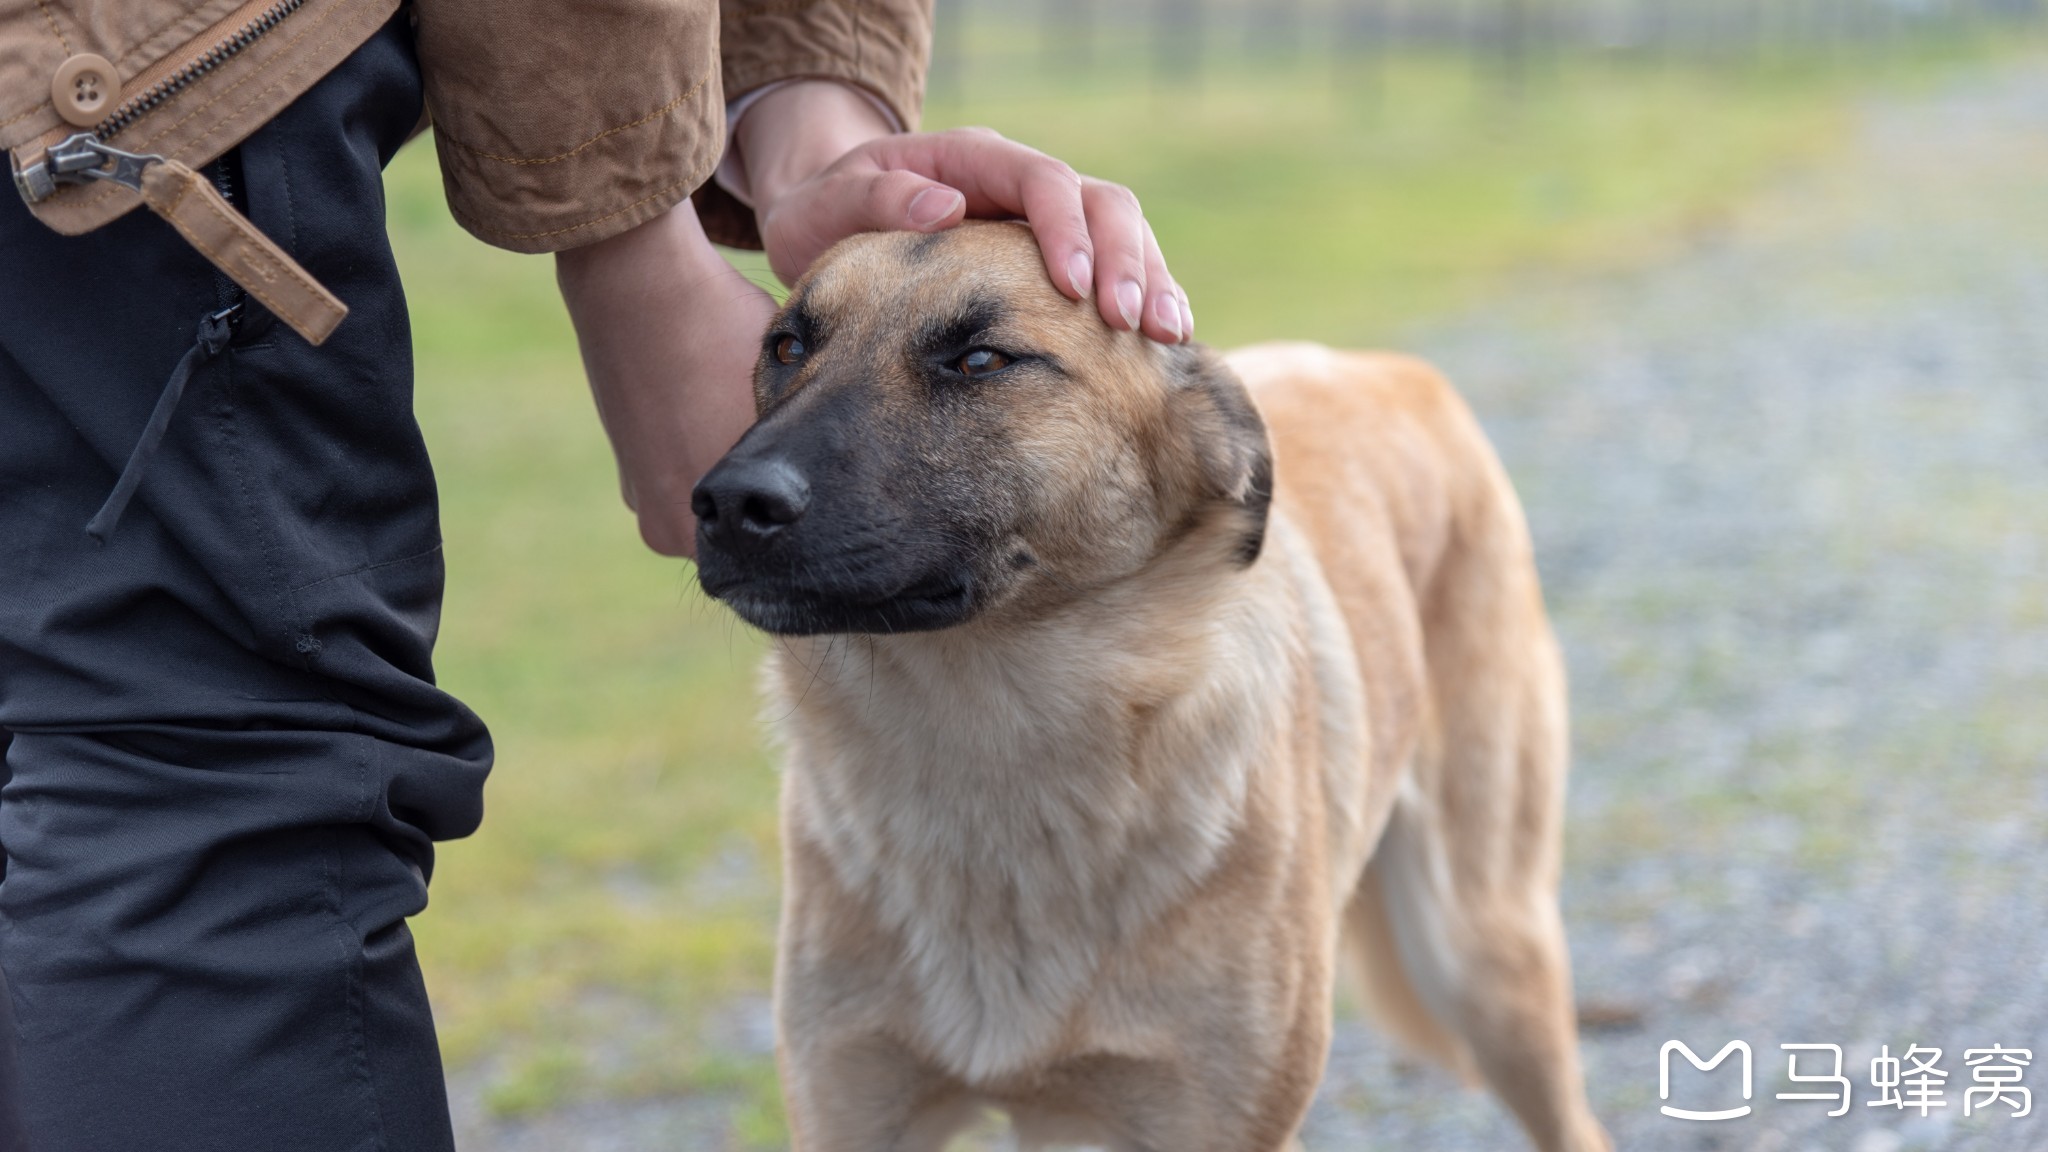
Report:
385,4,2048,1147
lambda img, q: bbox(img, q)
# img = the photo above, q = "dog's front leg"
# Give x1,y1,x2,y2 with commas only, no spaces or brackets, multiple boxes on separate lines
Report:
780,1032,978,1152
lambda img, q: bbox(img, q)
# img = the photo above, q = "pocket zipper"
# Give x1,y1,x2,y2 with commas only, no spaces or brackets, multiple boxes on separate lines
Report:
12,0,304,204
17,133,347,346
206,150,247,314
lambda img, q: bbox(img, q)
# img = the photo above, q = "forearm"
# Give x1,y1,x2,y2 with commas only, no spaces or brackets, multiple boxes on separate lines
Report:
555,200,774,557
550,85,907,558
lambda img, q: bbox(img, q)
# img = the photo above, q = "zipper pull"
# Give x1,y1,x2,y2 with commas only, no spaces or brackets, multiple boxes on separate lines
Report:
138,157,348,346
14,131,348,346
48,133,162,190
14,132,161,203
209,300,247,330
84,301,243,542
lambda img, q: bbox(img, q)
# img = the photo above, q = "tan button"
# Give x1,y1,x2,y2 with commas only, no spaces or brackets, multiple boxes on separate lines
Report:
53,54,120,128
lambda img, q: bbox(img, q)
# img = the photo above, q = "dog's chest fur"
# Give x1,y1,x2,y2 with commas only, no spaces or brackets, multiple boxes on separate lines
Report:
773,594,1301,1083
771,523,1372,1086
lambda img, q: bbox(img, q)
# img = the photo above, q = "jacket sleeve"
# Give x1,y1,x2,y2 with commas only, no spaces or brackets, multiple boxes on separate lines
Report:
691,0,935,250
718,0,931,128
413,0,727,253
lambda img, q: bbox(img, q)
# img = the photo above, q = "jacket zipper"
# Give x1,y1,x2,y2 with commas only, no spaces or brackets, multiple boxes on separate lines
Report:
13,0,302,205
95,0,307,142
207,151,248,315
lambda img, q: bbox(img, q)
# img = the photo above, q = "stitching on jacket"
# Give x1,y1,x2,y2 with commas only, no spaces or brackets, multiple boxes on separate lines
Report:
62,0,355,214
434,76,709,167
0,103,46,130
116,0,248,72
158,165,192,213
2,0,76,129
159,170,335,330
451,169,701,243
179,208,329,321
146,0,355,146
33,0,73,56
159,167,333,319
1,0,252,154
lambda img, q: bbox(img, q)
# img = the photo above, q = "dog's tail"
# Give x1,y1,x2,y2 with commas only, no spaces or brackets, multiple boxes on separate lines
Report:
1338,778,1481,1083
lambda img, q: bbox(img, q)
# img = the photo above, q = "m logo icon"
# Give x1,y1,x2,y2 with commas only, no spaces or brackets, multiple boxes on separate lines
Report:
1661,1040,1754,1120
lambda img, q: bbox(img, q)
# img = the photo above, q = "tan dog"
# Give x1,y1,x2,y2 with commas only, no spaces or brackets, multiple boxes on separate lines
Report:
689,222,1608,1152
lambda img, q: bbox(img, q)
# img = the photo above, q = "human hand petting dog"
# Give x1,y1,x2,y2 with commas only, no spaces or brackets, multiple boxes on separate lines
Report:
557,79,1191,558
736,81,1195,344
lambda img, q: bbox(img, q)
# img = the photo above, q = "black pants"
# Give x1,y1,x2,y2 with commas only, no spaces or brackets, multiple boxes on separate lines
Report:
0,17,490,1152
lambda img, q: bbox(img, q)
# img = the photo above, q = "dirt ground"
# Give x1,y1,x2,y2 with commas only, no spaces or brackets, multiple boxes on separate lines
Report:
1306,55,2048,1152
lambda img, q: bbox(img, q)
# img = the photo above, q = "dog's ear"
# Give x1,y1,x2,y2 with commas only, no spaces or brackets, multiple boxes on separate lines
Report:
1168,346,1274,566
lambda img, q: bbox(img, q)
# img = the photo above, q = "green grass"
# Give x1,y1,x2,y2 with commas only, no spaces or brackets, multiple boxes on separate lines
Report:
386,36,2033,1139
388,151,783,1118
926,30,2023,345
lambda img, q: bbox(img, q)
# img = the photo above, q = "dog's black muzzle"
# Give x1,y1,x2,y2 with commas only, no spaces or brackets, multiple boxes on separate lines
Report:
692,455,812,557
691,427,979,637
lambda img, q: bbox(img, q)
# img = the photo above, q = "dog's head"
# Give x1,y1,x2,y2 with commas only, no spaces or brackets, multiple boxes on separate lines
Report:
692,222,1271,636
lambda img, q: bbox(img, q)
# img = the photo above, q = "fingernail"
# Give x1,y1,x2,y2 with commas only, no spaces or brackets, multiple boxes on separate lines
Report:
908,187,963,228
1152,292,1182,341
1179,295,1195,341
1115,280,1143,330
1067,250,1093,298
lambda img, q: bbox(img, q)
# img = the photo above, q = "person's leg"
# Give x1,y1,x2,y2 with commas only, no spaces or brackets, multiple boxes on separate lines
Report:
0,16,489,1152
0,731,19,1152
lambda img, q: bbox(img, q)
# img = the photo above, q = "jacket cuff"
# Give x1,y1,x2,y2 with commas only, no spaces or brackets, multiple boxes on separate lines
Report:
689,72,908,252
419,0,726,253
720,0,933,141
712,79,903,210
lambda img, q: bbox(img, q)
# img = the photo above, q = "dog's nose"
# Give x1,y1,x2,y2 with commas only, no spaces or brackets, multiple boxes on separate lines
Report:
692,456,811,553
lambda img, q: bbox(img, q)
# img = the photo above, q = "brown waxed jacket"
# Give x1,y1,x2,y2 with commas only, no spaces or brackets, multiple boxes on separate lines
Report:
4,0,930,337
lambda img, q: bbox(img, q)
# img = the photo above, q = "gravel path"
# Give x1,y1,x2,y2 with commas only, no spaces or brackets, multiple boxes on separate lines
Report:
1307,56,2048,1152
456,57,2048,1152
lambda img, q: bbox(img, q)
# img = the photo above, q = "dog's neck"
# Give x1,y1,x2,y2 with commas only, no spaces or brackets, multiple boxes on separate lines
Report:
767,523,1307,1081
774,523,1290,801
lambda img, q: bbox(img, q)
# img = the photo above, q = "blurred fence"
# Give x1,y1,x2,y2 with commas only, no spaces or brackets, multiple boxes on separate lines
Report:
931,0,2048,97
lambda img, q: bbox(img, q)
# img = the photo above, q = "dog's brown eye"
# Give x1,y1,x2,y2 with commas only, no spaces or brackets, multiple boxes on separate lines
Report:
956,348,1011,377
773,334,807,365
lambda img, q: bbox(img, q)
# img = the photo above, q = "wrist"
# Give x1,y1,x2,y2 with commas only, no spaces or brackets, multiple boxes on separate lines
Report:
736,80,895,213
556,196,729,298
